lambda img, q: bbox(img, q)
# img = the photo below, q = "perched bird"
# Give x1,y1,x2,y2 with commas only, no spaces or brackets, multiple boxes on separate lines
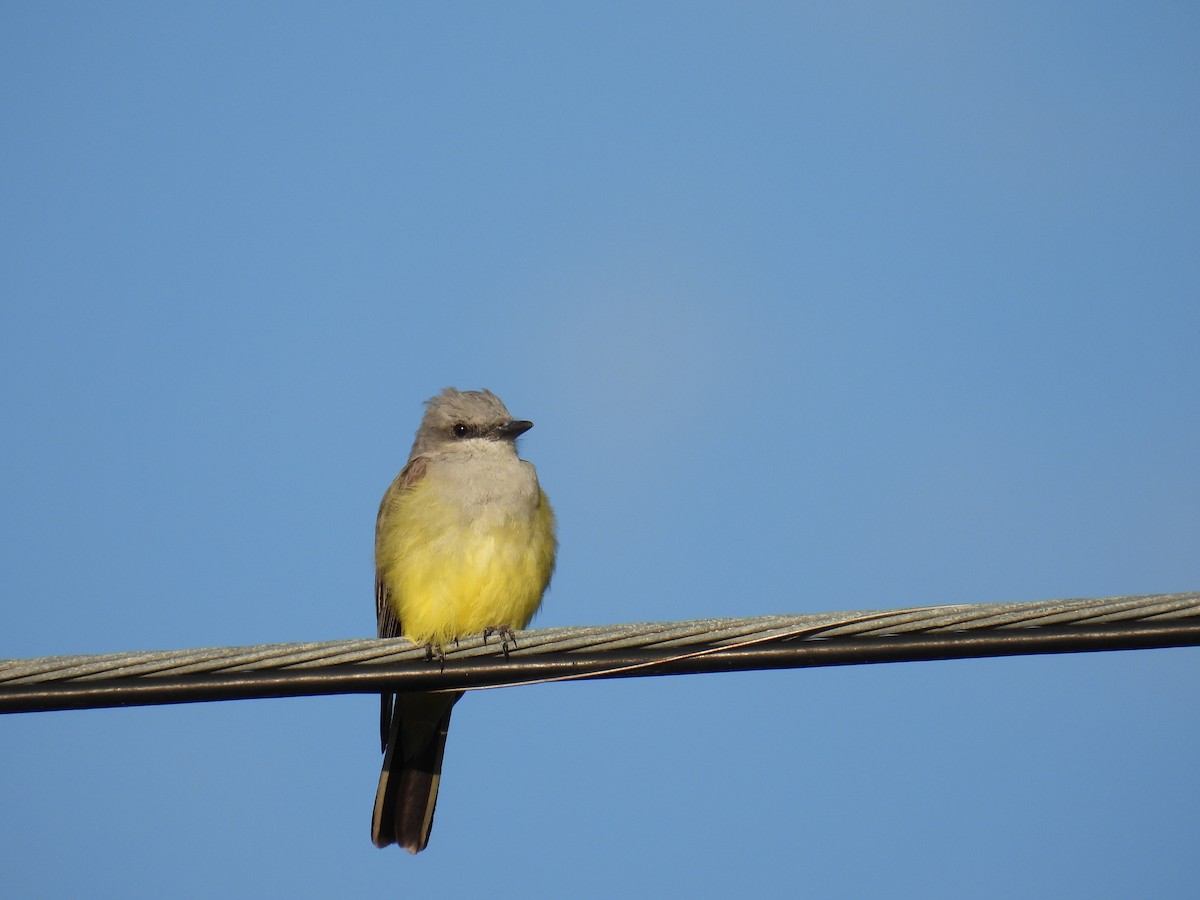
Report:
371,388,557,852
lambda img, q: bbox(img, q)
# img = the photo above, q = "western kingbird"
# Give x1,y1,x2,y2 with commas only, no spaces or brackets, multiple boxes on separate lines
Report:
371,388,557,852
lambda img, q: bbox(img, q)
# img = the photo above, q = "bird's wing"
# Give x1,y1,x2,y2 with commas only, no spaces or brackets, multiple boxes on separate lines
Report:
375,455,428,749
375,455,428,639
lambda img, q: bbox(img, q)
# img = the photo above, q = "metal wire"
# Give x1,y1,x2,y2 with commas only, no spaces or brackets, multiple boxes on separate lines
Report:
2,591,1198,714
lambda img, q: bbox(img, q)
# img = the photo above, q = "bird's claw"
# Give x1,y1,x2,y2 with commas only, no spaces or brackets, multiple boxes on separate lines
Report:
423,641,447,671
482,625,518,658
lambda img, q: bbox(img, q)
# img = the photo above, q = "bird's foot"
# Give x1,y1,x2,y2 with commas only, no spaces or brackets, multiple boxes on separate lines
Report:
423,641,447,671
482,624,518,658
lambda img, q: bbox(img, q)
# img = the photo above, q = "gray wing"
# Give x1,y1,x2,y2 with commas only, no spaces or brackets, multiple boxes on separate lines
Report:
376,456,428,748
375,456,428,639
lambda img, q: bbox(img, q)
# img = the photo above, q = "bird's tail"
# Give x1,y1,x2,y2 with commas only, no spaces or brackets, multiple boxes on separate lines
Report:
371,691,463,853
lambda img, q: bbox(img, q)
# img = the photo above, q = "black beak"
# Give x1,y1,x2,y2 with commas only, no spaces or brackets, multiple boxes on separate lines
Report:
495,419,533,439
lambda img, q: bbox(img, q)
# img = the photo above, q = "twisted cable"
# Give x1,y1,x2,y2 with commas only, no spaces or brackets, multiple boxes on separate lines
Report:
3,591,1198,713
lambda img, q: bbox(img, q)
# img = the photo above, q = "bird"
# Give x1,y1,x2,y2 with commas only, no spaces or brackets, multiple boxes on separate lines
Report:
371,387,557,852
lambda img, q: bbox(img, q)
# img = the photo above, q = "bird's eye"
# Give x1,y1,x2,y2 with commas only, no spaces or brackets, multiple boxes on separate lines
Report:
452,423,469,438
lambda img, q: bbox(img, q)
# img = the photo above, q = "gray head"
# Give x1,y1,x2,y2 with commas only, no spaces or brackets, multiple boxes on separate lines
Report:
409,387,533,458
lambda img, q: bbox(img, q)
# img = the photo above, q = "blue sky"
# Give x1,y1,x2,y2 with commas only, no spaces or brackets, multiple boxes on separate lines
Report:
2,3,1198,897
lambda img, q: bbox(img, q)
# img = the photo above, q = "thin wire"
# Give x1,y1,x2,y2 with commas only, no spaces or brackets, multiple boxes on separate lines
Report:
2,591,1198,714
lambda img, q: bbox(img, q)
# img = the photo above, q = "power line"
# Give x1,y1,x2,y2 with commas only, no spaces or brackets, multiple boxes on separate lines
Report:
2,591,1198,714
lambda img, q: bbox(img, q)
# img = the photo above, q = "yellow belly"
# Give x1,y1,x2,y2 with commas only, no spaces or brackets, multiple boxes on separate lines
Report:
376,478,556,646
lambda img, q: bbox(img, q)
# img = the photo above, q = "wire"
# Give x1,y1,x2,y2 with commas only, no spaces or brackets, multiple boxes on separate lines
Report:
2,591,1198,714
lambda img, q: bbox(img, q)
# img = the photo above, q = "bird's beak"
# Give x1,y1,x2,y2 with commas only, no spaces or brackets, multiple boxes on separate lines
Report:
495,419,534,439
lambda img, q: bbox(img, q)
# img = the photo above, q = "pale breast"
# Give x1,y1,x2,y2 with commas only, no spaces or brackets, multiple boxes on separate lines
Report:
426,445,542,523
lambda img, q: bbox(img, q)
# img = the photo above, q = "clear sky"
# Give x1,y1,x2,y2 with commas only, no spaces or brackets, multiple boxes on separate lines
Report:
2,3,1198,898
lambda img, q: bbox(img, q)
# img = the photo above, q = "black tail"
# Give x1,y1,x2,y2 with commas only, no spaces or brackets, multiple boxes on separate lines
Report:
371,691,463,852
